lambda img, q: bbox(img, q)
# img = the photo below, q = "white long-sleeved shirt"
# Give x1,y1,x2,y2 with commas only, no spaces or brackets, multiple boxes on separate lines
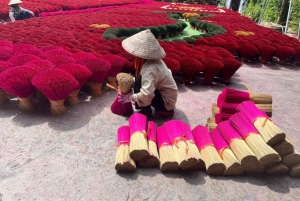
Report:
9,7,34,22
132,59,178,111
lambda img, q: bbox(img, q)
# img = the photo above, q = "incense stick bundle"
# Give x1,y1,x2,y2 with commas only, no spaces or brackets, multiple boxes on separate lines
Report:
116,73,134,94
206,123,217,131
282,151,300,168
115,126,136,172
215,113,233,124
0,61,12,104
212,103,219,116
139,121,160,167
237,101,285,146
230,112,280,166
272,139,294,157
244,163,266,174
210,129,244,175
207,117,215,124
265,162,289,175
0,89,9,104
192,125,226,175
217,121,259,170
157,126,180,171
183,123,206,170
163,120,199,170
129,113,149,161
289,164,300,177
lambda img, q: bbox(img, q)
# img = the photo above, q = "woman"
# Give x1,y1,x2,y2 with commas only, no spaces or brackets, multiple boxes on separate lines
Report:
8,0,34,22
118,29,178,117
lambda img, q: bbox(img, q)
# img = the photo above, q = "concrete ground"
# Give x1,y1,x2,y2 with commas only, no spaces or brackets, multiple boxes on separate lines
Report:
0,62,300,201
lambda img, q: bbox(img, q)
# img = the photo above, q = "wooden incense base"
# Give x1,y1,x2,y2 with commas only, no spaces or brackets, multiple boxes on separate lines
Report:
273,139,294,157
66,90,80,106
282,151,300,167
289,164,300,177
138,155,160,167
115,162,136,172
265,163,289,175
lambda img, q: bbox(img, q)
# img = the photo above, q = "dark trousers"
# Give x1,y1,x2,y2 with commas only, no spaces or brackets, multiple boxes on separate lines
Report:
134,76,167,111
16,11,32,20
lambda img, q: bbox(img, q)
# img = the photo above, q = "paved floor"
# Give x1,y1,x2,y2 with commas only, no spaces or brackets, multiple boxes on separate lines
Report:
0,62,300,201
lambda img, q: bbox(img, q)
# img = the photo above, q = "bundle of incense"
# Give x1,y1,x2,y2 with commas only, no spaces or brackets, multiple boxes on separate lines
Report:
244,163,266,174
207,117,215,124
229,112,280,167
289,164,300,177
215,113,233,124
212,103,219,116
163,120,199,170
138,121,160,167
272,138,294,157
282,151,300,168
237,101,285,146
265,162,289,175
115,126,136,172
129,113,149,161
183,123,205,170
210,129,244,175
192,125,226,175
157,126,180,171
217,121,259,171
206,123,217,132
214,103,272,117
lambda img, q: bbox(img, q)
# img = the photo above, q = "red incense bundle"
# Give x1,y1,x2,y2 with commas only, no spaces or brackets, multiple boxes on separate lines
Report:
32,69,80,116
219,58,242,84
157,126,180,171
129,113,149,161
179,57,203,84
236,101,285,146
163,120,199,170
0,66,39,111
115,126,136,172
25,59,55,71
217,121,259,171
202,58,224,85
258,45,276,64
139,121,160,167
0,61,12,104
192,125,226,175
229,112,280,166
210,129,244,175
56,64,92,106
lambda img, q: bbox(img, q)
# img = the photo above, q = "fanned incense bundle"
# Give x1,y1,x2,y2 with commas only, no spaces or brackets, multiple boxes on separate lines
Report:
192,125,226,175
129,113,149,161
0,66,39,111
206,123,217,131
115,126,136,172
282,151,300,168
289,164,300,177
217,121,259,170
210,129,244,175
183,123,206,170
163,120,199,170
236,101,285,146
230,112,280,166
157,126,180,171
139,121,160,167
0,61,12,104
272,139,294,157
265,162,289,175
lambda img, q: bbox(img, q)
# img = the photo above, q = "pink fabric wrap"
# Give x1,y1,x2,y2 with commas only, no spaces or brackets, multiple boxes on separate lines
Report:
229,112,259,139
236,101,268,123
157,126,171,148
129,113,147,136
192,125,214,150
147,121,157,143
210,129,228,152
117,126,130,146
217,121,242,144
163,120,186,141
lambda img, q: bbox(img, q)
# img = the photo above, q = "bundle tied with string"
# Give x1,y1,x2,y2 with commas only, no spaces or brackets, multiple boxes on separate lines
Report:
183,123,206,170
272,138,294,157
210,129,244,175
0,66,39,111
110,73,134,115
0,61,13,104
237,101,285,146
32,69,80,116
217,121,259,171
56,64,92,106
229,112,280,167
192,125,226,175
163,120,199,170
129,113,149,161
265,162,289,175
282,150,300,168
157,126,180,171
115,126,136,172
138,121,160,167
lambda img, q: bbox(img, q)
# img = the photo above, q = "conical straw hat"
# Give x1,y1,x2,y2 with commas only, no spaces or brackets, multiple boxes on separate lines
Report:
122,29,166,60
8,0,22,5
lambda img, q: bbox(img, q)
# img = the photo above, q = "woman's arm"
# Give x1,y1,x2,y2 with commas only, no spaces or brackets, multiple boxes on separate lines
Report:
20,7,34,16
9,8,15,22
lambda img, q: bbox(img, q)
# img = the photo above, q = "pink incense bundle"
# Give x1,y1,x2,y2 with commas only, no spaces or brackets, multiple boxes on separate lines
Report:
101,54,127,89
210,129,244,175
157,126,180,171
115,126,136,172
229,112,280,166
71,52,97,64
192,125,225,175
84,58,112,96
236,101,285,146
0,66,39,111
129,113,149,162
32,69,80,116
215,113,233,124
217,121,259,171
139,121,160,167
163,120,199,170
0,61,13,104
25,59,55,71
56,64,92,106
9,54,40,66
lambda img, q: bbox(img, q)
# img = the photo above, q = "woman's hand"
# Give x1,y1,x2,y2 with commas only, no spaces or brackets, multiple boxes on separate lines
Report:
118,93,133,104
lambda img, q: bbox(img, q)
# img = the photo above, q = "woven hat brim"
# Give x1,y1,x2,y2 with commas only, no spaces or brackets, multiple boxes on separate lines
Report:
8,0,22,5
